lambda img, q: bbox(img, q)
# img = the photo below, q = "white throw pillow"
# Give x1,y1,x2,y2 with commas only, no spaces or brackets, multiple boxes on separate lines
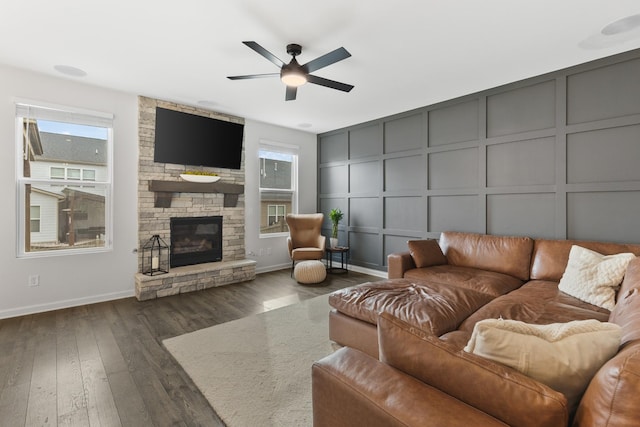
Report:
464,318,622,415
558,245,635,310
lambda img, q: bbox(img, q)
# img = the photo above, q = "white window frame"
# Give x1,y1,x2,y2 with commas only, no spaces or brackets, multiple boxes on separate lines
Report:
259,140,298,238
15,99,114,258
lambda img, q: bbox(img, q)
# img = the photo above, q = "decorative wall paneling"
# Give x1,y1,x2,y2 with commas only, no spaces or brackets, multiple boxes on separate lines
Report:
318,49,640,271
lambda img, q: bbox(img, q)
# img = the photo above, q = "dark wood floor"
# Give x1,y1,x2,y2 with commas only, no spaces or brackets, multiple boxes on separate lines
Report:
0,268,381,427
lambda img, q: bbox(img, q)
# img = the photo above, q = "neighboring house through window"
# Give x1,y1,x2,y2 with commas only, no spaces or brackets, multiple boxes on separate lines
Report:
259,142,298,236
16,101,113,256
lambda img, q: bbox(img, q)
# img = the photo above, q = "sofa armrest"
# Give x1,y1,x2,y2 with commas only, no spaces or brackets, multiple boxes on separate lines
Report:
574,342,640,427
377,312,569,427
611,257,640,344
312,347,507,427
387,251,415,278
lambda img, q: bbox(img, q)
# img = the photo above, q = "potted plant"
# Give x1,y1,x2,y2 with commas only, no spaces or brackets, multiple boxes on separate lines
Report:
329,208,343,248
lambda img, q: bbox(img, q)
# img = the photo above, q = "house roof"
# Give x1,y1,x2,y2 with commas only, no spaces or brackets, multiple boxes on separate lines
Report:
35,132,107,165
1,2,640,133
32,186,65,200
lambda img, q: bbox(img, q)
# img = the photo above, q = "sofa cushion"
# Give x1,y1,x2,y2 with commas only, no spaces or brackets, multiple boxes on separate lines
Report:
290,247,325,261
439,231,533,281
403,265,524,297
457,280,611,336
377,312,569,427
407,239,447,268
328,279,494,336
530,239,640,282
464,318,621,415
558,245,635,310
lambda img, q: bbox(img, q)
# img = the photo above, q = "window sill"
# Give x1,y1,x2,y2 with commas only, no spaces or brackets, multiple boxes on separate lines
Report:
259,232,289,239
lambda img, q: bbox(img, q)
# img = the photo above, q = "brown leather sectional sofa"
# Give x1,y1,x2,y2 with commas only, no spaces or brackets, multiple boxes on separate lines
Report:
312,231,640,427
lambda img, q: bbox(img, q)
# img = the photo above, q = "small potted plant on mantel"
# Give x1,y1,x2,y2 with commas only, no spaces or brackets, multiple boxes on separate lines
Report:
329,208,344,248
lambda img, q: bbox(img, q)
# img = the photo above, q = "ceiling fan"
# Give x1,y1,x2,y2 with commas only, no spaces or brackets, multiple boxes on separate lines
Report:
227,41,354,101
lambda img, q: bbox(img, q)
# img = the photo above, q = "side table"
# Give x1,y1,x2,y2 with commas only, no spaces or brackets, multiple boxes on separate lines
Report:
326,246,349,274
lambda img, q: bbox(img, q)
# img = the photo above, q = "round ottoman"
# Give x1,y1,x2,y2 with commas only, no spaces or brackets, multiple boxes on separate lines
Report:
294,260,327,284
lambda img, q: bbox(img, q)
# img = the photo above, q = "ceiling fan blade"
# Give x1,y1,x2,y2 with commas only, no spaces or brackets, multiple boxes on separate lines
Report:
227,73,280,80
242,41,286,68
285,86,297,101
303,47,351,73
307,75,354,92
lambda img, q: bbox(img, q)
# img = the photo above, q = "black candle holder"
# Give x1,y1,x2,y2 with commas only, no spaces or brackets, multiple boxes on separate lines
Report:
141,234,169,276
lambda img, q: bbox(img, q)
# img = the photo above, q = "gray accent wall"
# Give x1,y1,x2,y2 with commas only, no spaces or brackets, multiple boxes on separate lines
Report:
318,49,640,272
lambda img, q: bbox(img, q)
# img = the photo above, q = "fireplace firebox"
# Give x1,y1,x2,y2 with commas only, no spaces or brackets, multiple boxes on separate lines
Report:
170,216,222,268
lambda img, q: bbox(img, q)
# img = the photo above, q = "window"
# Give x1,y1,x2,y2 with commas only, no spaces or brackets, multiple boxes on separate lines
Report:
50,167,64,179
50,166,96,181
268,204,286,226
259,142,298,236
30,206,41,233
16,101,113,256
82,169,96,181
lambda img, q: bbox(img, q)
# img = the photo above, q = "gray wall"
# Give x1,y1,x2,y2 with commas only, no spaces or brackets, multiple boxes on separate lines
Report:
318,49,640,272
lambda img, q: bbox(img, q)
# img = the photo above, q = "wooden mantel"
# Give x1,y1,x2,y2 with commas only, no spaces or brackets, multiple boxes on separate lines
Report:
149,180,245,208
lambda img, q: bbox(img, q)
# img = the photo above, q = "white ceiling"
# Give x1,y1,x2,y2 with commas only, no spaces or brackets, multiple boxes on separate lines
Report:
2,1,640,133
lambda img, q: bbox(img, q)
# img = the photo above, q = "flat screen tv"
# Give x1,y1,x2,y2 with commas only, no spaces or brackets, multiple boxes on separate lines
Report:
153,107,244,169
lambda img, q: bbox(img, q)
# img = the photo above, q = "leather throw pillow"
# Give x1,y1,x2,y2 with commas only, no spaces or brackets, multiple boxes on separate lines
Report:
407,239,447,268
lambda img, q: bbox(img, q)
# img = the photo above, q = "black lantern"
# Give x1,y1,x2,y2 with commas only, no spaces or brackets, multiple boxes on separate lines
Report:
141,234,169,276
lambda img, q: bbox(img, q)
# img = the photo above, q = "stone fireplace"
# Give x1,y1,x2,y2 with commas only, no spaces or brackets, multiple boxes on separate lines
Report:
134,96,256,300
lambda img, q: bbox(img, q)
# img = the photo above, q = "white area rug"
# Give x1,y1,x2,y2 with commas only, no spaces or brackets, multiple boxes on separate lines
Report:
163,295,333,427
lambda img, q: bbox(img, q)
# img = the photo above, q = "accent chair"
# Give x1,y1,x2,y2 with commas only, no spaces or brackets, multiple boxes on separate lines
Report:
285,213,326,275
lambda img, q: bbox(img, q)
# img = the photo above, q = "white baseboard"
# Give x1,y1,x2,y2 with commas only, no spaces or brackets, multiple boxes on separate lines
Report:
0,290,135,320
347,264,387,278
1,264,387,319
256,262,291,274
255,262,387,278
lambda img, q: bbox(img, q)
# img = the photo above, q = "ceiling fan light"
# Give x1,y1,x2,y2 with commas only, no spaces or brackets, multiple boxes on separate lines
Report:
281,71,307,87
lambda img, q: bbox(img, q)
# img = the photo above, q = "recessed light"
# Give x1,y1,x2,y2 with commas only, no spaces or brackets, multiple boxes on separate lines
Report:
601,14,640,35
54,65,87,77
